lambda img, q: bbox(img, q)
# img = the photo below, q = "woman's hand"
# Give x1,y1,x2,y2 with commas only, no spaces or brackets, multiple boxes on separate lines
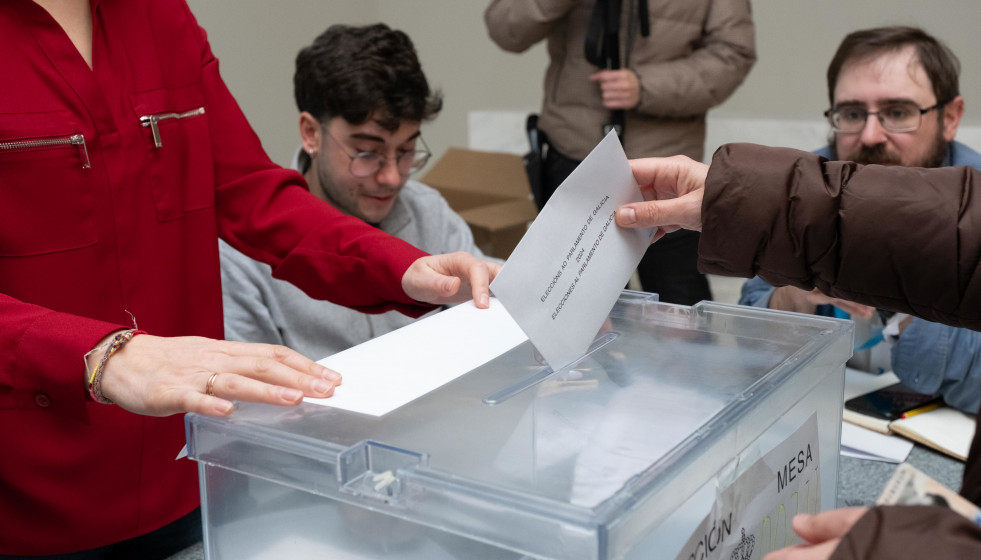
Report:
96,334,342,417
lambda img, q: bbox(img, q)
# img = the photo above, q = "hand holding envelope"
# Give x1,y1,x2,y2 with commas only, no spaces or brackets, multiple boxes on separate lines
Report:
491,131,656,369
305,132,656,416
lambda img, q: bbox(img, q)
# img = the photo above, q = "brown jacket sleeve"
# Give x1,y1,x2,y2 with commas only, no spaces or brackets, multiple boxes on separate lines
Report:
830,506,981,560
701,143,981,331
702,143,981,559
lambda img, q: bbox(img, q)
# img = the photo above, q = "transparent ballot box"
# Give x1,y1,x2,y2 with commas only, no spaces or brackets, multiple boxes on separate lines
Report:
186,292,852,560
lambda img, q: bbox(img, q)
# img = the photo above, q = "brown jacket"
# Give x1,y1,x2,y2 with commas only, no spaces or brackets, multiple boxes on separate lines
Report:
703,143,981,559
485,0,756,161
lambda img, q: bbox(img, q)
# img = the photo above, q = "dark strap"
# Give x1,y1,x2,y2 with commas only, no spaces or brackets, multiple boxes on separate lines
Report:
584,0,608,67
638,0,649,37
585,0,623,68
584,0,629,139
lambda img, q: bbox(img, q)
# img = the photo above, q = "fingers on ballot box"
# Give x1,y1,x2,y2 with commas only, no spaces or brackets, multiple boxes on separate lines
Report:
186,291,851,560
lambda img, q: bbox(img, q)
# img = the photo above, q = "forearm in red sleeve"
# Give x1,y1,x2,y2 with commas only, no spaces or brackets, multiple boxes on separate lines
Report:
0,294,125,420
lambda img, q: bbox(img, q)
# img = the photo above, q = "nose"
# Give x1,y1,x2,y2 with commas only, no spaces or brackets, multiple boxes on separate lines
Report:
374,156,402,187
859,113,888,146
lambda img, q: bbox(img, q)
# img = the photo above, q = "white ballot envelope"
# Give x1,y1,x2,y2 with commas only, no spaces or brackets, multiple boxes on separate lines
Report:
491,131,655,369
304,299,528,416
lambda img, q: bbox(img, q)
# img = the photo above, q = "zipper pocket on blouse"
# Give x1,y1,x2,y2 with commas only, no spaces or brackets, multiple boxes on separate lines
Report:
139,107,206,148
0,133,91,169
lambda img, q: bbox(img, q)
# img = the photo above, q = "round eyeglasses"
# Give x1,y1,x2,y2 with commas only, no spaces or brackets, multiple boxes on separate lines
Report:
824,101,945,134
327,132,431,178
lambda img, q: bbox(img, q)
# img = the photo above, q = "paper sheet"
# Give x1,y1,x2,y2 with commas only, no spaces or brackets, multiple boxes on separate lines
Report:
843,368,900,400
303,299,528,416
490,131,654,369
840,422,913,463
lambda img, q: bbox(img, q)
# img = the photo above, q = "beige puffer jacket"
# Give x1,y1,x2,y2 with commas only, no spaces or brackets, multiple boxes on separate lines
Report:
485,0,756,161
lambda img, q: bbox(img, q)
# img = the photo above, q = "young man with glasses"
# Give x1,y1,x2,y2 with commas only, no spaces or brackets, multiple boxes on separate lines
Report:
219,24,496,359
740,26,981,412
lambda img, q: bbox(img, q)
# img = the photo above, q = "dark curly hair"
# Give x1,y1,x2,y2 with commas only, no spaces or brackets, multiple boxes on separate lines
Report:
294,23,442,131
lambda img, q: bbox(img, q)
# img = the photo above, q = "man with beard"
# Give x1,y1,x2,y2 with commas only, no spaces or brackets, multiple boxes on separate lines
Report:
740,26,981,412
220,24,497,359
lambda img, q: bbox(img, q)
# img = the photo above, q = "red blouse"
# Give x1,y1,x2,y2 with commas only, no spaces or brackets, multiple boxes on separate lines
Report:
0,0,430,554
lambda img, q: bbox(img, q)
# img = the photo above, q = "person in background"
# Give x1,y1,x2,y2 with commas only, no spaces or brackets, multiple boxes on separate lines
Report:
740,26,981,413
614,145,981,559
221,24,501,359
0,1,495,557
484,0,756,305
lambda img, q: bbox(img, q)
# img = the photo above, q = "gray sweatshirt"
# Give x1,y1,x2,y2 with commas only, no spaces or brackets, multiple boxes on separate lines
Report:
220,172,496,359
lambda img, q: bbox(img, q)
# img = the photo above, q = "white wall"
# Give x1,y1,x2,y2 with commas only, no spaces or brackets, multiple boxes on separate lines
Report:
714,0,981,124
186,0,981,167
186,0,546,166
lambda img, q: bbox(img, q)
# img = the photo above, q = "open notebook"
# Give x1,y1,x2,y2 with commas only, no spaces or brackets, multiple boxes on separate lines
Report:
844,369,977,461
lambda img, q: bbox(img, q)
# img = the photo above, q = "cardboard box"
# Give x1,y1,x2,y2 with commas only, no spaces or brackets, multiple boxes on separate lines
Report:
421,148,537,259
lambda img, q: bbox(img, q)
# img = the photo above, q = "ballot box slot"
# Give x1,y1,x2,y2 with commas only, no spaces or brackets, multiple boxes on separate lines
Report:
483,331,620,405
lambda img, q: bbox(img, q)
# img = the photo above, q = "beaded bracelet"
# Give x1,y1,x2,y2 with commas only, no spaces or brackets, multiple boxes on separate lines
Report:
86,329,146,404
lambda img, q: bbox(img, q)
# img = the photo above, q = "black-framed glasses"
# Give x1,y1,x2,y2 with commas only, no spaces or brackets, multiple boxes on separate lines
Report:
326,132,431,178
824,101,945,134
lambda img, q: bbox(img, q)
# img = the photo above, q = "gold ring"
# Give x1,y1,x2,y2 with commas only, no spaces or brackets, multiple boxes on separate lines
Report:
206,372,220,397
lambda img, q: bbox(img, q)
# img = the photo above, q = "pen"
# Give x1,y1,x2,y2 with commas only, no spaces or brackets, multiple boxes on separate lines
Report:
900,402,943,419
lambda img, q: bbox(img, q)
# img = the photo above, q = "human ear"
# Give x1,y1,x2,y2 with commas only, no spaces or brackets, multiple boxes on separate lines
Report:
298,112,322,155
941,96,965,142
